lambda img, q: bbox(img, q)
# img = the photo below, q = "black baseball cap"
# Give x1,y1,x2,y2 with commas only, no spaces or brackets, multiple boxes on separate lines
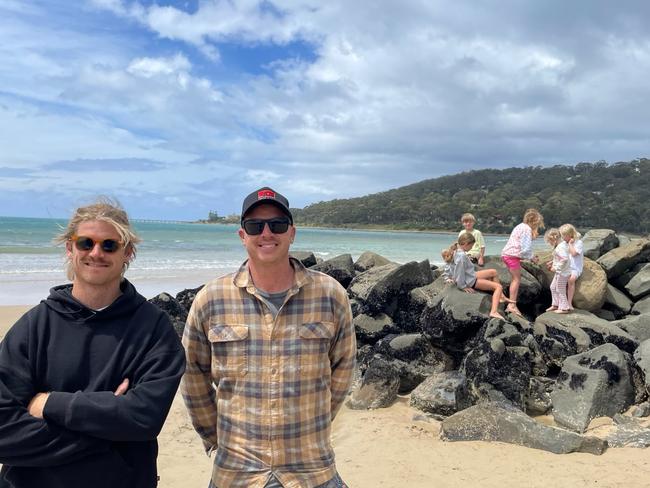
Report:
241,187,293,224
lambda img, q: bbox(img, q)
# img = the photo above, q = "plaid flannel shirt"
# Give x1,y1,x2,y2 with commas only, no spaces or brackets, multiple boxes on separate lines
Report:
181,258,356,488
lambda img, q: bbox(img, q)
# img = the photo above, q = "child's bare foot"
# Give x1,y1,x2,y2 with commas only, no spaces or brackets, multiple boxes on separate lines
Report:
505,304,523,317
490,312,506,320
500,296,516,304
546,306,558,312
554,309,569,314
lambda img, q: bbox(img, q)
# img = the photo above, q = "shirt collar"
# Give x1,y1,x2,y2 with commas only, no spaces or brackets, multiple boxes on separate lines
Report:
233,256,312,292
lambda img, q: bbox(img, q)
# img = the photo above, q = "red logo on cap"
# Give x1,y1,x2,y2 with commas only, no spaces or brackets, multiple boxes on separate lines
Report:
258,189,276,200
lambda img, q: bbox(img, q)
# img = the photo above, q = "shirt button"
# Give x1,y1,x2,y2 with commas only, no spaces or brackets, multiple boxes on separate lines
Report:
271,367,278,375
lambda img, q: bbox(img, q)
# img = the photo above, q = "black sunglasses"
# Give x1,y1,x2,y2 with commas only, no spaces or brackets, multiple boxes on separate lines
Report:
242,218,291,235
71,235,122,253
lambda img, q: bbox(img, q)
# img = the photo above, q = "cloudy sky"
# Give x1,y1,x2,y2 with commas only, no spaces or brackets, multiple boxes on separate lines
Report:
1,0,649,220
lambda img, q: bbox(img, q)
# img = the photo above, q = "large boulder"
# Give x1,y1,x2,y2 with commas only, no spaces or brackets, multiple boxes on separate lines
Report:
625,263,650,300
348,260,433,316
633,295,650,315
310,253,355,288
616,314,650,343
603,284,633,318
582,229,619,260
410,371,471,417
418,280,493,359
346,356,399,410
176,285,204,312
533,310,638,369
354,251,392,272
353,313,400,345
633,339,650,392
461,319,541,409
597,238,650,279
523,254,606,312
440,402,607,455
482,255,542,307
526,376,555,416
373,333,454,393
149,292,188,337
573,259,608,311
290,251,317,267
551,343,636,433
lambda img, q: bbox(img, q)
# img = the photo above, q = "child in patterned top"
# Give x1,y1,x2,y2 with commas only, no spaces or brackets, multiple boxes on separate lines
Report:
442,232,513,320
501,209,544,316
544,227,571,313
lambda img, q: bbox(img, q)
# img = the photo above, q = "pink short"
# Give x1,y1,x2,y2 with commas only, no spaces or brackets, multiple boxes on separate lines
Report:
502,255,521,270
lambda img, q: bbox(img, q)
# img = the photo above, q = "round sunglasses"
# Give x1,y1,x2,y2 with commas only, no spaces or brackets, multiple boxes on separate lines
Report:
241,218,291,235
70,235,122,253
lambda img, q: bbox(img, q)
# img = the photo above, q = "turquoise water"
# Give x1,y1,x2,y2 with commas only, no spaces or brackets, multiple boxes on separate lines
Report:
0,216,513,305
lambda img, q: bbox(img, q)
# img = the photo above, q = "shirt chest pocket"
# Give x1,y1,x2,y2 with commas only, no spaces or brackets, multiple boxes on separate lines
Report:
298,321,336,378
208,323,249,378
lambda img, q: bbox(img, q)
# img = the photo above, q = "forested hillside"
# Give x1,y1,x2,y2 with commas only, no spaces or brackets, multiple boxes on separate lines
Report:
292,159,650,233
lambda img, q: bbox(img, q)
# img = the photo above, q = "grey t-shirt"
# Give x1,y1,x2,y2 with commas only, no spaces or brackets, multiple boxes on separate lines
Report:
256,288,290,318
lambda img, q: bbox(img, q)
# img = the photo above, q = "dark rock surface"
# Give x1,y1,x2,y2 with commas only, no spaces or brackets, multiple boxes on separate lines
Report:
176,285,204,312
582,229,619,260
597,238,650,279
624,263,650,300
346,356,400,410
354,251,393,272
440,402,607,455
348,260,433,316
353,313,400,345
290,251,317,267
613,314,650,343
149,292,188,337
310,253,356,287
409,371,471,416
632,295,650,315
603,284,633,318
551,343,636,432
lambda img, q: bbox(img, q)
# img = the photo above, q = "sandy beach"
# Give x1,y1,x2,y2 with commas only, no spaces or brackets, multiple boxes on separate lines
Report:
2,305,650,487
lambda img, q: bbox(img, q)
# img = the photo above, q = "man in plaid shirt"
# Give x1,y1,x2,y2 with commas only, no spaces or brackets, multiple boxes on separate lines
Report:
181,187,356,488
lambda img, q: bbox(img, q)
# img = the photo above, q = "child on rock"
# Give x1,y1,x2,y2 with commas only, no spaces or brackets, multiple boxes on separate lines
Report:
501,208,544,316
544,227,571,314
459,213,486,265
559,223,583,309
442,232,513,320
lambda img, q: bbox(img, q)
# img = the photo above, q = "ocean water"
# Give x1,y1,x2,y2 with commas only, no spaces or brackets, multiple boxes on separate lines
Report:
0,217,514,305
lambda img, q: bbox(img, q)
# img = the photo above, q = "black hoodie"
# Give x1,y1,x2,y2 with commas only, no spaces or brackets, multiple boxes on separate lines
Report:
0,280,185,488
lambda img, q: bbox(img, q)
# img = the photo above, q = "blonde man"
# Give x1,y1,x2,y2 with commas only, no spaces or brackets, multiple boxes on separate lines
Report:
459,213,486,266
0,198,185,488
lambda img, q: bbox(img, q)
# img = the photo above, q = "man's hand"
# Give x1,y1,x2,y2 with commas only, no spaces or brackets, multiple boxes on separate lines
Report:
28,392,50,419
114,378,129,396
26,378,128,419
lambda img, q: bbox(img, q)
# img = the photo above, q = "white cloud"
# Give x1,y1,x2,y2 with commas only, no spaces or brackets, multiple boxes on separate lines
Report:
2,1,650,218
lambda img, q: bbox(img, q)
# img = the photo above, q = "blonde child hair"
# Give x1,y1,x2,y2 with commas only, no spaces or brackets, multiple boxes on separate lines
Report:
544,228,561,247
559,223,581,240
442,232,476,263
523,208,544,239
461,213,476,224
